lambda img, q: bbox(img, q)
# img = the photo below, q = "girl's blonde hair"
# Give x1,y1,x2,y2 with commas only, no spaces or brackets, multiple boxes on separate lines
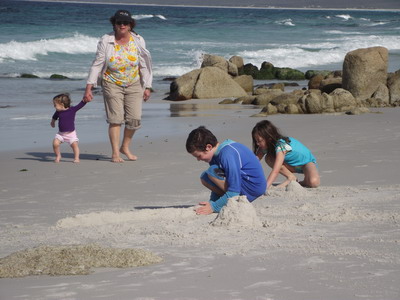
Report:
53,93,71,108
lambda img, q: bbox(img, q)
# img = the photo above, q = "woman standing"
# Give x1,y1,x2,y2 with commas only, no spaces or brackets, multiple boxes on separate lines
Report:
83,10,152,162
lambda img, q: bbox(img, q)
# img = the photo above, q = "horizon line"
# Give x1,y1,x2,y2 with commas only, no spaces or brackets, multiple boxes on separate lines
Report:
21,0,400,12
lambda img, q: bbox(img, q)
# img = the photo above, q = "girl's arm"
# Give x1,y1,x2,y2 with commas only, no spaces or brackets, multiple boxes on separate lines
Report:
255,147,264,160
266,151,285,189
51,112,58,128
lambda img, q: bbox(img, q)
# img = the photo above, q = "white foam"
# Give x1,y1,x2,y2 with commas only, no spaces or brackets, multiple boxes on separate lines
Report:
132,14,167,20
30,71,88,79
0,33,98,62
237,34,400,70
335,14,353,20
275,18,295,26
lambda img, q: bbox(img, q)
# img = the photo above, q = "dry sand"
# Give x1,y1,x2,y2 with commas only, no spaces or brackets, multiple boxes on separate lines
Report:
0,100,399,299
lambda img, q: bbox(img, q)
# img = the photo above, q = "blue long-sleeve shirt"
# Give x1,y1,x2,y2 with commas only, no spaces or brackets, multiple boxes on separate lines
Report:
209,139,266,212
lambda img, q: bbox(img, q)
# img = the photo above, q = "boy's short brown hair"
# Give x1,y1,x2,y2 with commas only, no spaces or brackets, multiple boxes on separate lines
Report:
186,126,218,153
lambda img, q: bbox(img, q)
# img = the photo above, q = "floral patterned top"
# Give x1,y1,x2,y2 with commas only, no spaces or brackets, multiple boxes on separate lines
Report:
103,36,139,87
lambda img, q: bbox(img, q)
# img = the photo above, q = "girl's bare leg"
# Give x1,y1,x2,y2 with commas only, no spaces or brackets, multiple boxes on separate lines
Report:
71,142,80,163
53,139,61,163
299,162,320,188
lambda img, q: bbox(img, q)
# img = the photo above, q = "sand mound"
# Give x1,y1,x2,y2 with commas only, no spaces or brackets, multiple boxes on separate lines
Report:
211,195,261,227
285,180,306,193
0,244,162,278
56,208,195,229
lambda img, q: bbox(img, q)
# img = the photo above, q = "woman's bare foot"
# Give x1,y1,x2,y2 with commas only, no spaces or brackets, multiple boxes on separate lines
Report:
120,147,137,161
54,155,61,163
73,159,80,163
111,155,124,163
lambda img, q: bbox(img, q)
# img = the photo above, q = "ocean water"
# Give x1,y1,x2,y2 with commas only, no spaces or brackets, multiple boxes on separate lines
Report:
1,0,400,151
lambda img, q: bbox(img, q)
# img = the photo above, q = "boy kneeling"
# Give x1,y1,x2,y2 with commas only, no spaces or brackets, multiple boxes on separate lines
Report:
186,126,266,215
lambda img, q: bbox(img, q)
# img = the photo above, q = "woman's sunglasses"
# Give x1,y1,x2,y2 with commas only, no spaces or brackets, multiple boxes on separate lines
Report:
116,21,130,26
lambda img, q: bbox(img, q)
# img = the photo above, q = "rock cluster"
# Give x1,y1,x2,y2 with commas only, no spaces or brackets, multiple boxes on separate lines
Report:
166,46,400,114
165,54,251,100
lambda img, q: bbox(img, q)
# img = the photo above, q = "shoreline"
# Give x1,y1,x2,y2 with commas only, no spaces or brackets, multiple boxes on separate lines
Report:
2,105,400,187
22,0,400,12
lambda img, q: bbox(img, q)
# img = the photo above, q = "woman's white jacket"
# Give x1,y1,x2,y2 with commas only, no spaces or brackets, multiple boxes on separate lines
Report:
86,31,153,89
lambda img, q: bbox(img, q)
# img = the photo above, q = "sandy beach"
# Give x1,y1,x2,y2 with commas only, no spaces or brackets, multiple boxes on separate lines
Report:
0,98,400,299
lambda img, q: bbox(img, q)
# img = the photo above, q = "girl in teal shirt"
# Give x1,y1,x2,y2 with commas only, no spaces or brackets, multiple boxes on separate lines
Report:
252,120,320,189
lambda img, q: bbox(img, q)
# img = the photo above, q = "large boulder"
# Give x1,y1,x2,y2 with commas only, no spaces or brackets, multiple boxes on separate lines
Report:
270,92,300,106
330,88,359,112
201,54,238,76
387,71,400,104
308,74,324,90
260,103,278,115
243,62,305,80
193,67,247,99
167,69,201,101
243,63,259,78
320,77,342,94
253,89,284,105
342,46,388,101
302,89,358,113
167,67,247,100
233,75,253,93
304,92,334,114
371,83,390,105
274,67,305,80
257,62,275,80
305,70,332,80
229,56,244,75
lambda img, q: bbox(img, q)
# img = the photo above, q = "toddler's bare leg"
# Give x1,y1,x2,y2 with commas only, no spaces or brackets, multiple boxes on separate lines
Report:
53,139,61,163
71,142,80,163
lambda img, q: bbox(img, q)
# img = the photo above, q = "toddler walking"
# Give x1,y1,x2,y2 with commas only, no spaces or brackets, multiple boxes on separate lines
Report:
50,93,86,163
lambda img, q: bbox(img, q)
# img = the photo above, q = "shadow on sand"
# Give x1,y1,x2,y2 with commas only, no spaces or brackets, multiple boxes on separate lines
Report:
134,205,195,210
16,152,110,162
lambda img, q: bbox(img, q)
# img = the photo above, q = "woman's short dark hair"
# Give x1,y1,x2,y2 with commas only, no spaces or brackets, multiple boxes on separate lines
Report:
186,126,218,153
109,16,136,31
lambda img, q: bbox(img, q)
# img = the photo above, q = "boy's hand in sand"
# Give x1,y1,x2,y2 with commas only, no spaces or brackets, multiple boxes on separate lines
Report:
195,202,213,215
